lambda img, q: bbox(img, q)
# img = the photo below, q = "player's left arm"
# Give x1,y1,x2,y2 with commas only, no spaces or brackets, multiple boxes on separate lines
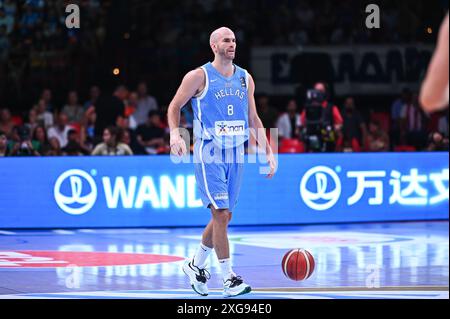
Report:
247,73,277,178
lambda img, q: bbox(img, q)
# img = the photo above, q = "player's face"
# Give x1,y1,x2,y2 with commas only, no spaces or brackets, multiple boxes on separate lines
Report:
216,33,236,60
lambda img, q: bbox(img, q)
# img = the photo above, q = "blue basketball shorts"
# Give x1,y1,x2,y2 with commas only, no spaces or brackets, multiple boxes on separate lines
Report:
194,139,245,211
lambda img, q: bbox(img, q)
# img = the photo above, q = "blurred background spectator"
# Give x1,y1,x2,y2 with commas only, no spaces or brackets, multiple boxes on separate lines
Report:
61,90,84,124
136,110,167,155
47,112,71,148
0,130,8,156
367,120,390,152
341,97,367,152
276,99,302,140
91,126,133,156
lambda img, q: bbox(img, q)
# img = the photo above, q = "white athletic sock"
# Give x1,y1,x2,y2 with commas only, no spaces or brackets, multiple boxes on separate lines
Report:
218,258,235,282
192,243,213,268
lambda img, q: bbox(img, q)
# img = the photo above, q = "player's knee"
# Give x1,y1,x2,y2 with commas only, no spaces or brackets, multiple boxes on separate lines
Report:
213,209,230,226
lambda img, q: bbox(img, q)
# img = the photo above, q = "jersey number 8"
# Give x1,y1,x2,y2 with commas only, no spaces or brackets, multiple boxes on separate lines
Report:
227,104,234,116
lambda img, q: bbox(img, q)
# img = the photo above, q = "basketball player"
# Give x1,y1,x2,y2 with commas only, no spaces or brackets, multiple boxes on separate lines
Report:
420,13,449,112
167,27,277,297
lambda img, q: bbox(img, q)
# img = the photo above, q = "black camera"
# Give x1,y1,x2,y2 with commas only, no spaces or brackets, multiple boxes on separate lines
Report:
306,89,326,104
17,126,30,141
301,89,335,152
16,126,33,153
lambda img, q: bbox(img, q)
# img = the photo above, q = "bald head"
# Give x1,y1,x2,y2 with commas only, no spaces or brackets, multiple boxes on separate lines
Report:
209,27,234,46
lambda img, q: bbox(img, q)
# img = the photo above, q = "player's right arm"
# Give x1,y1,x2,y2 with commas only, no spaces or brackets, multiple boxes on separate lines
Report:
167,69,205,156
420,13,449,112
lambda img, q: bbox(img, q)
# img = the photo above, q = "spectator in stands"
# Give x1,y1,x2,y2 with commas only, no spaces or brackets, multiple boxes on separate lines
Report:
120,129,134,153
62,129,90,156
40,89,54,112
0,108,14,137
134,81,159,126
125,91,139,130
366,120,390,152
400,93,428,150
62,90,84,124
276,99,302,139
32,125,51,156
0,130,8,156
94,85,128,137
47,112,71,148
116,114,139,153
136,110,166,155
0,0,17,20
121,126,131,143
0,8,13,34
91,126,133,156
19,4,42,34
25,107,39,135
391,88,412,148
426,131,449,151
257,94,278,129
341,97,367,151
79,106,97,152
35,98,54,128
9,125,39,156
47,137,62,156
0,26,10,62
83,85,101,110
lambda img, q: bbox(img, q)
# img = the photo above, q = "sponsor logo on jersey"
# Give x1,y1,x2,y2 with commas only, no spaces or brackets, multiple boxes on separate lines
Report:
215,121,246,136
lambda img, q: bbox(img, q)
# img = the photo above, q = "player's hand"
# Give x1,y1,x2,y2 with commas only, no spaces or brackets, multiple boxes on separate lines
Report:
170,134,187,156
266,152,277,179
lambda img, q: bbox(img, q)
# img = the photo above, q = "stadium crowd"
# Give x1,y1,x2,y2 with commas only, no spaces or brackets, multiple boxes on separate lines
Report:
0,82,448,157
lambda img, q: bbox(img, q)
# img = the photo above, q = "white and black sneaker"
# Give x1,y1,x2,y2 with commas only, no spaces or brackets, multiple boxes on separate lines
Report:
223,275,251,297
182,259,211,296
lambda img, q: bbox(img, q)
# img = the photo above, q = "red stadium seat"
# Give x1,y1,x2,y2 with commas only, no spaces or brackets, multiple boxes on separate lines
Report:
279,138,305,153
351,138,361,152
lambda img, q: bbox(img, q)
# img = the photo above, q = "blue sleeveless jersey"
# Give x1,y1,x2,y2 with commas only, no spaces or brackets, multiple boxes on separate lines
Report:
191,62,249,149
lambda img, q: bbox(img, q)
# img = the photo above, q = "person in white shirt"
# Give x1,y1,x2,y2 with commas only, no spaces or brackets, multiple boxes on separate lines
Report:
47,113,71,148
35,98,54,128
276,99,302,139
91,126,133,156
133,81,158,125
61,90,84,124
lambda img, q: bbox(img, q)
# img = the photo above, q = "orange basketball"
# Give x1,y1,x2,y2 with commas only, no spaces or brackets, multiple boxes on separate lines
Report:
281,249,315,281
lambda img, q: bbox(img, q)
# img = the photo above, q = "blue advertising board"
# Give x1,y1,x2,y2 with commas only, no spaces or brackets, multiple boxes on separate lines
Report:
0,152,448,228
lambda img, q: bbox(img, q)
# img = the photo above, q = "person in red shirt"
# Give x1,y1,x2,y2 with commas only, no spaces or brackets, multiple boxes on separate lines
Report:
301,82,343,131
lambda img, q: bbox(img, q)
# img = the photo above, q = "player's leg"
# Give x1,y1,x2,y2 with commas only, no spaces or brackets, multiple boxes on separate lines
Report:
181,142,222,296
198,212,232,252
191,218,213,269
191,210,232,270
201,218,214,248
211,206,231,259
220,144,251,297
